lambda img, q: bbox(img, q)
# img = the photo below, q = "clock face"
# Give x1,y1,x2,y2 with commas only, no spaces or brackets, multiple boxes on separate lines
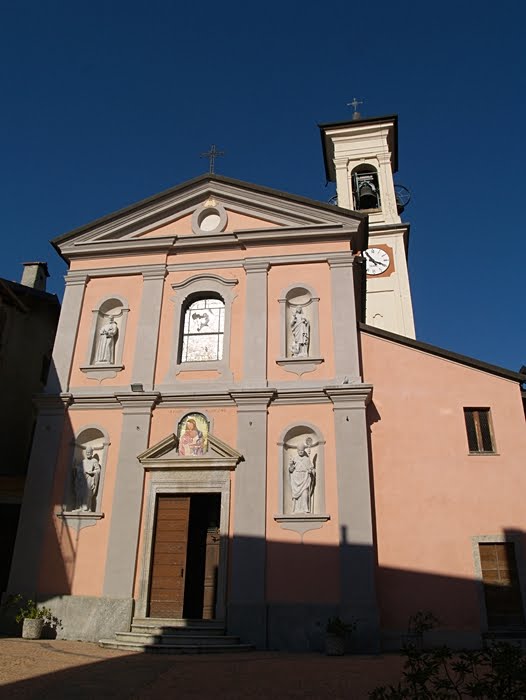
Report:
364,247,390,276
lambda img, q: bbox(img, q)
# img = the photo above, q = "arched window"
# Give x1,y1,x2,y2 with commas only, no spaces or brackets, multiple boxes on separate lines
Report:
180,296,225,363
351,164,381,211
166,274,238,382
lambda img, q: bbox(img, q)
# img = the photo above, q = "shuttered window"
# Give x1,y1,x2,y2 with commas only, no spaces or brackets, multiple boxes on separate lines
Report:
479,543,525,628
464,408,495,453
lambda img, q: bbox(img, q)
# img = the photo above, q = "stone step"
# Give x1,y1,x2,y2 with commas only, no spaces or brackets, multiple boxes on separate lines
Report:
115,631,241,646
132,617,224,629
99,638,254,654
131,624,225,637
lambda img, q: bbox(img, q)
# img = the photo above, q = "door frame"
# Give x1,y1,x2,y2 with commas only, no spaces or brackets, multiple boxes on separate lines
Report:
136,469,231,620
472,534,526,632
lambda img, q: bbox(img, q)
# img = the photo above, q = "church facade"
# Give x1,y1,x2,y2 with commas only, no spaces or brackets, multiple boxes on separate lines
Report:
7,115,526,651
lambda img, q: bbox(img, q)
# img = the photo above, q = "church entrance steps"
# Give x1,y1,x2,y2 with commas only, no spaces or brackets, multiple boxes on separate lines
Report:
112,631,244,646
99,618,254,654
131,617,225,635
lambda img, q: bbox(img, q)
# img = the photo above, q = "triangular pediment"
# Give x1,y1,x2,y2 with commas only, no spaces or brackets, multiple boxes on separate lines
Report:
53,174,367,260
138,432,243,470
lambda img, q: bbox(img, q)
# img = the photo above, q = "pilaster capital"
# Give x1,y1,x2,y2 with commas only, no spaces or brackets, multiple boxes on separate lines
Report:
333,157,349,170
230,389,276,411
327,253,355,269
64,271,88,287
115,392,161,414
243,259,270,274
325,384,373,409
34,392,73,412
142,265,167,281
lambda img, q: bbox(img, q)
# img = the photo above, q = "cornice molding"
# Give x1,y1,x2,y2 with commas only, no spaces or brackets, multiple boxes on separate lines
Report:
63,236,176,260
171,273,238,291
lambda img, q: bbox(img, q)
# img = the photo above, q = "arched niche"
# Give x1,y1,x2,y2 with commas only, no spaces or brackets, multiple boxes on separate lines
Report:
276,283,323,376
60,425,110,529
275,423,329,535
81,295,129,381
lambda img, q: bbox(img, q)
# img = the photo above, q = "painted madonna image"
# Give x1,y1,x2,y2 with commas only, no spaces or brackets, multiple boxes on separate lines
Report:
178,413,209,456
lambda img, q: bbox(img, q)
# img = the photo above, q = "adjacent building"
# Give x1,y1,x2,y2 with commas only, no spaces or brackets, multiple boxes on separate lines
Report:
0,263,59,595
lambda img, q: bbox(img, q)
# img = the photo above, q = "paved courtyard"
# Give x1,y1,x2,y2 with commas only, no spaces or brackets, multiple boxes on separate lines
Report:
0,637,404,699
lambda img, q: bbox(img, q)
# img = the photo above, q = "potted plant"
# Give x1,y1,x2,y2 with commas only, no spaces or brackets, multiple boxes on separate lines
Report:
14,597,55,640
325,616,356,656
403,610,439,650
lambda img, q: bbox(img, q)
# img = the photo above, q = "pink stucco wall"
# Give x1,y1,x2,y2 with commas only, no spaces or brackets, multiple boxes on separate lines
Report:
38,409,123,596
266,403,340,603
361,330,526,631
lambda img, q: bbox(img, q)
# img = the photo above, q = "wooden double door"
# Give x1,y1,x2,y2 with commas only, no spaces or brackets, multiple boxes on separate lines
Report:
148,493,221,619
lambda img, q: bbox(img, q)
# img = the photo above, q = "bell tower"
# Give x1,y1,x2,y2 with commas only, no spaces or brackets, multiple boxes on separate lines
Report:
320,114,416,338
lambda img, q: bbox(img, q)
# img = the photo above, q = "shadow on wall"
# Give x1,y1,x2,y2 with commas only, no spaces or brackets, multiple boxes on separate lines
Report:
3,522,523,652
3,358,526,651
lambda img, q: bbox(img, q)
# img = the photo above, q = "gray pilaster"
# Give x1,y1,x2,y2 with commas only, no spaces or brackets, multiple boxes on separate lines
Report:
328,255,361,383
7,394,72,593
47,272,88,393
131,266,166,390
325,385,380,652
228,390,274,648
102,393,159,598
242,261,270,386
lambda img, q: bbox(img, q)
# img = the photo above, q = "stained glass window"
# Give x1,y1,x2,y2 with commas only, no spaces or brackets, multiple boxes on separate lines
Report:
180,297,225,362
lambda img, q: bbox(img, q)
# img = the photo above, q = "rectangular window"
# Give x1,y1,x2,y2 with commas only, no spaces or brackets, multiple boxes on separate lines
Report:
464,408,495,453
479,543,525,628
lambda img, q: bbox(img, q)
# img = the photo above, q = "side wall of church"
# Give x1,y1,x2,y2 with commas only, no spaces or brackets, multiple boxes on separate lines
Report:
361,331,526,648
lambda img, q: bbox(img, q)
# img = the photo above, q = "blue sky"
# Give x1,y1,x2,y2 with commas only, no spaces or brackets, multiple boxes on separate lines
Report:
1,0,524,371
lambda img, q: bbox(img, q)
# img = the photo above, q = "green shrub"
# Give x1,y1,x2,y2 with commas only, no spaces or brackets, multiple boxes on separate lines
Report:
370,642,526,699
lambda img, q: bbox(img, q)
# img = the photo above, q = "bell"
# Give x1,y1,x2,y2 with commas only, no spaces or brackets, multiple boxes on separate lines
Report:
358,181,378,209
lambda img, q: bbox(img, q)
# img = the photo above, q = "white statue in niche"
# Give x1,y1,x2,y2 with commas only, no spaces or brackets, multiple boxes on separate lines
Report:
290,306,310,357
95,317,118,364
288,439,316,513
72,446,101,512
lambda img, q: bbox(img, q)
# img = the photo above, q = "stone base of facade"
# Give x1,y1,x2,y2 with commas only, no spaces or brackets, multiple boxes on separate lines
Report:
37,595,133,642
226,602,268,649
228,602,382,652
267,604,339,651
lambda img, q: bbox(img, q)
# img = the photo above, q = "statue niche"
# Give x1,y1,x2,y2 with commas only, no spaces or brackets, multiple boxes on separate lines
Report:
290,306,310,357
89,298,128,366
288,438,316,513
67,427,107,513
282,426,321,516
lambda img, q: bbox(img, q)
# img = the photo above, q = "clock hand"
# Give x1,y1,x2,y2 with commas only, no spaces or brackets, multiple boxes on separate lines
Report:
365,252,382,266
